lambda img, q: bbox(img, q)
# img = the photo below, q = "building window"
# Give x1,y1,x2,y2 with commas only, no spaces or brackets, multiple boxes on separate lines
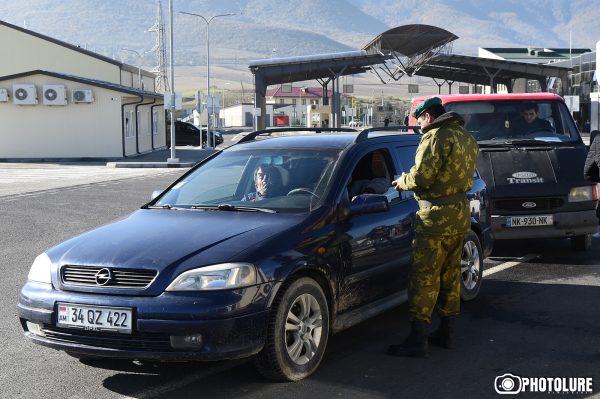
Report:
279,99,284,104
311,99,319,105
302,99,306,105
292,99,297,105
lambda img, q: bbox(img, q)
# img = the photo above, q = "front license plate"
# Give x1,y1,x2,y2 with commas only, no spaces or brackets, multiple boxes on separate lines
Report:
57,303,133,334
506,215,553,227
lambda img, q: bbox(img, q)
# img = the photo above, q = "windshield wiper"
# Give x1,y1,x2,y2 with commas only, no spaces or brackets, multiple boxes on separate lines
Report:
190,204,277,213
147,204,174,209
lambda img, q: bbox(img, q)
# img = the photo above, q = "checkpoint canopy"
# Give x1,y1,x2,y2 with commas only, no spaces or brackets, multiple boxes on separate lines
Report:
249,24,572,129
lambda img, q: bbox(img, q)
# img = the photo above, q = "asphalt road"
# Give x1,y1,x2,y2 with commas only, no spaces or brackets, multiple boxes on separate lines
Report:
1,172,599,398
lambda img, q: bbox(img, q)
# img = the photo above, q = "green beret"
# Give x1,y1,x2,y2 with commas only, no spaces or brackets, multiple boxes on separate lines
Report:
412,96,442,118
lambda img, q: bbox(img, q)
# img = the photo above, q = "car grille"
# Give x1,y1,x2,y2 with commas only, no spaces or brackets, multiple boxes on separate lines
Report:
494,197,564,212
41,325,173,351
61,266,157,289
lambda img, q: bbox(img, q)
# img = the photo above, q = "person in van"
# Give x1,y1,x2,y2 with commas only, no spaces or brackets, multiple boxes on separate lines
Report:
513,102,552,134
348,151,391,199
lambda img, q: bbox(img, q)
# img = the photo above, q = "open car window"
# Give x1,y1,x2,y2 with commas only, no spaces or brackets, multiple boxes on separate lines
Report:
446,100,580,144
155,148,341,212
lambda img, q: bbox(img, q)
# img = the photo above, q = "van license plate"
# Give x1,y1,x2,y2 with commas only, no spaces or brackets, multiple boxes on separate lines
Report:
57,303,132,334
506,215,553,227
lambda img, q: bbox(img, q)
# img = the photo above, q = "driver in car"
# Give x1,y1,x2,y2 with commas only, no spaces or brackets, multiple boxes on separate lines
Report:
242,164,283,201
514,102,552,134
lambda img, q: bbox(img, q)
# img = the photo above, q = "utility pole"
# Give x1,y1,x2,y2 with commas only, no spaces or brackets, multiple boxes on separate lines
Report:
167,0,178,163
180,11,236,148
149,0,170,92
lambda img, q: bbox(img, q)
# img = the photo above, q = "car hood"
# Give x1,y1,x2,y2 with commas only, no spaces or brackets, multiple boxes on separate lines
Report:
48,209,302,274
478,145,589,197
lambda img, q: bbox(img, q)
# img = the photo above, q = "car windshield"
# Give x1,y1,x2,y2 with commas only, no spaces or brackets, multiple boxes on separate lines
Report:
445,100,580,145
155,148,341,212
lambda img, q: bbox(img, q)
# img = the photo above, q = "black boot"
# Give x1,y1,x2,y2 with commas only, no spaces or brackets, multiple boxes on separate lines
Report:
429,316,456,349
387,320,429,357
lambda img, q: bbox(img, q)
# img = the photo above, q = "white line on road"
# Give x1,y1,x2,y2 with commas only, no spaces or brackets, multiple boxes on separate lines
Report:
483,254,539,277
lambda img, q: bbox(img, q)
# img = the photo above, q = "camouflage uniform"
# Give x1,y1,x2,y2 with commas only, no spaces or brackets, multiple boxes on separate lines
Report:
396,111,479,323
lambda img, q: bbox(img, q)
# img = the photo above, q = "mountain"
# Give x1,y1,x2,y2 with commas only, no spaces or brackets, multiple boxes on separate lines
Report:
2,0,599,67
349,0,600,52
2,0,599,92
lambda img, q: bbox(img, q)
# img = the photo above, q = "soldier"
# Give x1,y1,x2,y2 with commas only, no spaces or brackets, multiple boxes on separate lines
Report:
388,97,479,357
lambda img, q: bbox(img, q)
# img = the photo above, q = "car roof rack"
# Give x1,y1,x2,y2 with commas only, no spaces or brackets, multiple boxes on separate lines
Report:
237,127,358,144
355,125,421,143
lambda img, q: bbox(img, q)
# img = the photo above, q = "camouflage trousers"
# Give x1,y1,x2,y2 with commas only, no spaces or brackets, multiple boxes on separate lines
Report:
408,233,464,323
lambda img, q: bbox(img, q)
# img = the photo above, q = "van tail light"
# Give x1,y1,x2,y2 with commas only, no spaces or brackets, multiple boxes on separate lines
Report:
594,184,599,201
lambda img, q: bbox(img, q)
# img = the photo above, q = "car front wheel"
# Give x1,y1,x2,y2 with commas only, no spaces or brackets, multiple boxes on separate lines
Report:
571,234,592,251
254,277,330,381
461,231,483,301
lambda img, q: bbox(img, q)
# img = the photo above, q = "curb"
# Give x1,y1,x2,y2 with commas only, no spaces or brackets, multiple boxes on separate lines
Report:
106,162,196,168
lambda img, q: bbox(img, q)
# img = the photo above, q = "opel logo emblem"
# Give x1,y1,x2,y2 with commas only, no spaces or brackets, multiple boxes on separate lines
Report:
522,201,537,209
95,268,112,286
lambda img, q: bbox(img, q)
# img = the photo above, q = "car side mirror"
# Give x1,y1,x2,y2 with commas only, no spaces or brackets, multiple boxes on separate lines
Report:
349,194,389,216
151,190,162,200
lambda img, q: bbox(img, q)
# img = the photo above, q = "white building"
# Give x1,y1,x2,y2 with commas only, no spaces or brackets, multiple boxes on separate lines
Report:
0,19,165,159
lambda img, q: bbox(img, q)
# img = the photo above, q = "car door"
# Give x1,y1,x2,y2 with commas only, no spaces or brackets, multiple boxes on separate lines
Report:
335,145,415,313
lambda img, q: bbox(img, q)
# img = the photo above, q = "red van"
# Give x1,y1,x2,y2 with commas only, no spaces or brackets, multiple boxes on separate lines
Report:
410,93,597,250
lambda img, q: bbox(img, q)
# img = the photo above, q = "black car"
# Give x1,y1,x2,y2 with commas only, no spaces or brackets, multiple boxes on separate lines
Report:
434,94,597,250
166,121,223,148
18,127,493,381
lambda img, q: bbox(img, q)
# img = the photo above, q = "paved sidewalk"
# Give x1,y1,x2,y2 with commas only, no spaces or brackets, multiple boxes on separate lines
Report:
106,147,217,168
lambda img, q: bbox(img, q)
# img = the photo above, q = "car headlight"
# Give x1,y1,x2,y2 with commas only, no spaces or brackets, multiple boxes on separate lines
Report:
568,185,597,202
165,263,257,291
27,253,52,284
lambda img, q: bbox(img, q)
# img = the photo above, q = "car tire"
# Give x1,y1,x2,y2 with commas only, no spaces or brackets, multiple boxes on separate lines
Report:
461,231,483,301
254,277,330,381
571,233,592,251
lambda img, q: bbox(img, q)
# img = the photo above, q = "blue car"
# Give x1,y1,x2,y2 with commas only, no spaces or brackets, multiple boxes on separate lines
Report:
18,127,493,381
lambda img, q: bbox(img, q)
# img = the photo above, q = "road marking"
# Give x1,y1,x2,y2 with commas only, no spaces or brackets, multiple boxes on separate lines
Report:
483,254,539,277
119,360,245,399
0,168,183,201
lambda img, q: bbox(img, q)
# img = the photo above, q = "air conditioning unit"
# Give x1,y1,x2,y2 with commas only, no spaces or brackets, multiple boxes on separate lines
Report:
13,84,38,105
43,84,67,105
310,104,317,110
72,89,94,103
0,88,8,102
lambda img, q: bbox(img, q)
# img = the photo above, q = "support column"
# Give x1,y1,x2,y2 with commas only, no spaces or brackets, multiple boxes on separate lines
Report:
253,71,267,130
432,78,444,94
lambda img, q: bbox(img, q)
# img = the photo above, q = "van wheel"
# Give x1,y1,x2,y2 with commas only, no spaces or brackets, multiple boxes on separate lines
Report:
254,277,329,381
571,234,592,250
461,231,483,301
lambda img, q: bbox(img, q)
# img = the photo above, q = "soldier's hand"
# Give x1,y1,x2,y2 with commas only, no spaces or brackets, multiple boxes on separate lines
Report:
392,177,403,192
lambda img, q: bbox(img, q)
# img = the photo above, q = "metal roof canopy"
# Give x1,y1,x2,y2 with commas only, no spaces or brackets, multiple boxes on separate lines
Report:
248,24,572,129
412,54,571,93
249,25,459,129
249,50,390,129
363,25,458,81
